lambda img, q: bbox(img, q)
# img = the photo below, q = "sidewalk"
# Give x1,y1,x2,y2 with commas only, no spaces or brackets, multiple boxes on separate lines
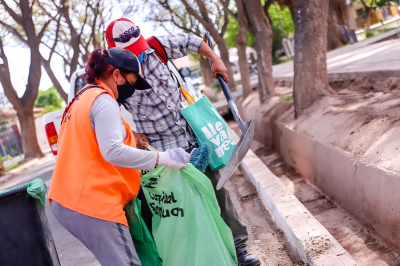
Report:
273,28,400,78
0,153,54,185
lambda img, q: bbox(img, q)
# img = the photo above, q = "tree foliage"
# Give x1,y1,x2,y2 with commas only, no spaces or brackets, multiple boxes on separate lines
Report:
268,3,295,36
375,0,399,7
35,87,62,109
224,3,294,52
224,16,256,49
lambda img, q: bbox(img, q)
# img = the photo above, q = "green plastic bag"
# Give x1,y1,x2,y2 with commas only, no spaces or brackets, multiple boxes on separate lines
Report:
0,178,47,208
181,96,236,170
140,164,237,266
125,198,162,266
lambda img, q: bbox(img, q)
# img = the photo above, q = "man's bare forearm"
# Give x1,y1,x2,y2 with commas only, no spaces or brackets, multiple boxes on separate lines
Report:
198,42,219,61
197,42,229,82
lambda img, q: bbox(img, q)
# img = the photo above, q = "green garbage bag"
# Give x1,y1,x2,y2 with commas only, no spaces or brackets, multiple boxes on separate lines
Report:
141,164,237,266
0,178,47,208
181,96,236,170
125,198,162,266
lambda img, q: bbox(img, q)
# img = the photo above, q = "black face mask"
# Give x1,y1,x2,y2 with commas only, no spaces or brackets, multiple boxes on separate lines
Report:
116,73,151,103
116,80,136,104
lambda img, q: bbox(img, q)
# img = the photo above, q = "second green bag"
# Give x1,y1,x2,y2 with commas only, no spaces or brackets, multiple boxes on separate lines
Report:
141,164,237,266
181,96,236,170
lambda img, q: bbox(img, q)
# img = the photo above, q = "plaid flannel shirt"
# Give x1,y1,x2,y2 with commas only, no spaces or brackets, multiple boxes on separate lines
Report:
122,33,203,151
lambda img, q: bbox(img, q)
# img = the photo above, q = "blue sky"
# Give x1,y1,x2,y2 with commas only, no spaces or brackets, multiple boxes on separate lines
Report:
1,11,168,98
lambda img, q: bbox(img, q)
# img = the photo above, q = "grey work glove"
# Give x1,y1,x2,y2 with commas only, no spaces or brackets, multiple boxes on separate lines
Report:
158,148,190,169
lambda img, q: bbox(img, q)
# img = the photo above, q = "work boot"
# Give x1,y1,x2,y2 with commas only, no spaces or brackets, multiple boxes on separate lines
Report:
237,250,261,266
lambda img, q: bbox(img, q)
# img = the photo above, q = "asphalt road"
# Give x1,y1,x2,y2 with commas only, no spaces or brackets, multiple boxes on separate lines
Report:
1,159,100,266
273,29,400,78
1,156,300,266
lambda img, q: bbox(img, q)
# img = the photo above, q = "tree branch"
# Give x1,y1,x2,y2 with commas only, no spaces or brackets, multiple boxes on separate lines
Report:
38,18,53,40
220,9,229,36
79,1,90,37
48,15,62,61
264,0,274,16
180,0,212,28
195,0,211,22
0,20,28,45
0,0,22,25
0,37,21,108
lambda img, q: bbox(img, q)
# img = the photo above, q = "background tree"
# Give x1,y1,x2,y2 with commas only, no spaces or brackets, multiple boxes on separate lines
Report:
40,0,112,103
277,0,351,50
375,0,399,6
144,0,215,87
276,0,296,19
245,0,277,102
177,0,237,91
328,0,350,50
224,16,256,50
0,0,53,158
35,86,63,116
221,0,279,102
293,0,334,117
233,0,252,99
354,0,376,28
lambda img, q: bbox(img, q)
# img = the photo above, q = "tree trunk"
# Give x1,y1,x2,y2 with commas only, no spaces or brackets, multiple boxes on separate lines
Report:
331,0,349,28
235,0,252,99
41,58,68,103
327,8,346,50
0,0,46,160
293,0,333,118
246,0,276,103
16,108,44,159
284,0,296,20
199,56,214,87
213,34,237,91
327,0,349,50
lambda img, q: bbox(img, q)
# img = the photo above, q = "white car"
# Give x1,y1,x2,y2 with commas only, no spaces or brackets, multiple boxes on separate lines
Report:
43,62,191,157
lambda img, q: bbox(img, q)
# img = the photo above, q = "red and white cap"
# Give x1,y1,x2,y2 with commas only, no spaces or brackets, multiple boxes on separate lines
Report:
105,18,149,56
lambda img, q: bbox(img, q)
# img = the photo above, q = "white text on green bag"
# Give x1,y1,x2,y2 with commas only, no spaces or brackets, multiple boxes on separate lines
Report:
201,122,235,158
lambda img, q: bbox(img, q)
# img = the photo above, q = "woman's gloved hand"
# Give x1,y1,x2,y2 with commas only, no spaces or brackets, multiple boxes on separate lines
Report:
158,148,190,169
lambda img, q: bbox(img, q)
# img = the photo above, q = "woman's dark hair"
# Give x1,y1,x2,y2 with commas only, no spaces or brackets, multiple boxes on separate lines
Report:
85,49,114,84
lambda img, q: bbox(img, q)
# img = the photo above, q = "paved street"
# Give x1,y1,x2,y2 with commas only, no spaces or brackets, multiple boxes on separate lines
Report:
273,29,400,78
0,154,301,266
0,159,100,266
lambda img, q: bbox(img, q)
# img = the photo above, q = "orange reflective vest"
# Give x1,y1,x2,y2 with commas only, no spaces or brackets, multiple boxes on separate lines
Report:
49,80,140,227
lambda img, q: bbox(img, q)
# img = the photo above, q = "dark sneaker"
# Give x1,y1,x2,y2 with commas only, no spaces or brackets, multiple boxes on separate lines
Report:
237,250,261,266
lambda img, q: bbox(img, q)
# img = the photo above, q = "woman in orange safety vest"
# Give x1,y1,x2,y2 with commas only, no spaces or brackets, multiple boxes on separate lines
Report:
48,47,189,266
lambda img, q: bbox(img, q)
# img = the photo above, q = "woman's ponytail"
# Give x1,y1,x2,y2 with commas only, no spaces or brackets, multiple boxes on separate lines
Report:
85,49,112,83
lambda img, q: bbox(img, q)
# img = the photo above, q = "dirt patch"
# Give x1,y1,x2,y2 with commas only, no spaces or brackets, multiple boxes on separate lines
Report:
240,136,400,266
225,169,305,266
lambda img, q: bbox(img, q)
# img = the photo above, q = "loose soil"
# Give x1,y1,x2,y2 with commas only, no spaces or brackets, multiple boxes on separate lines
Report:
226,169,305,266
229,118,400,266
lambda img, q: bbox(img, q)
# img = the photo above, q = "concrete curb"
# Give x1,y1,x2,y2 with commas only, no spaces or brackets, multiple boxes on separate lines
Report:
228,129,358,265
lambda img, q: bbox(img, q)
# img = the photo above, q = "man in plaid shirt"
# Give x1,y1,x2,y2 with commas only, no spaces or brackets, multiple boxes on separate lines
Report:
106,18,260,266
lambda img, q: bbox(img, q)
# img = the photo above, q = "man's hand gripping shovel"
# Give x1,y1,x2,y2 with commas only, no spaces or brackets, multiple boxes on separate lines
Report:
203,32,255,190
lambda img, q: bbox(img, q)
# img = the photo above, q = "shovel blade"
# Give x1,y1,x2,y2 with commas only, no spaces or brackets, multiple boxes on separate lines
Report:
216,119,255,190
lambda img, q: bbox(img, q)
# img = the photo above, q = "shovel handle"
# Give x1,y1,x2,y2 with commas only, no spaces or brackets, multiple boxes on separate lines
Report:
204,32,244,126
203,32,235,103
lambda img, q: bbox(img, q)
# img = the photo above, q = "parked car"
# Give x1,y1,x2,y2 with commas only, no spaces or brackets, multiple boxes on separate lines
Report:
43,62,190,158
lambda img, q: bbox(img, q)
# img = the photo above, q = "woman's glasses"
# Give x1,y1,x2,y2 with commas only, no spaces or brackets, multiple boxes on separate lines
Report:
107,27,141,43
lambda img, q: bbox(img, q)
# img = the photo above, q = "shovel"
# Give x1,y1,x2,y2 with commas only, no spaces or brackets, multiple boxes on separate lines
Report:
203,33,255,190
